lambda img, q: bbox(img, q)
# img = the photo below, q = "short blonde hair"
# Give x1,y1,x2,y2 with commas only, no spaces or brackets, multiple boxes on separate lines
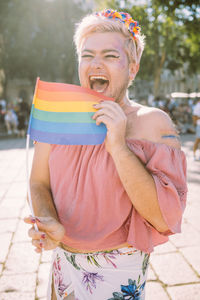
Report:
74,13,145,65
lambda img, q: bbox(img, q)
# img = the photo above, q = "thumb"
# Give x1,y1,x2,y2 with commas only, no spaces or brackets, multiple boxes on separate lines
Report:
34,216,59,232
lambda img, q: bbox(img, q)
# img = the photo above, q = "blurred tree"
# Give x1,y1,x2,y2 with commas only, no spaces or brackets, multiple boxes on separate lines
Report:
0,0,12,97
0,0,85,97
94,0,200,97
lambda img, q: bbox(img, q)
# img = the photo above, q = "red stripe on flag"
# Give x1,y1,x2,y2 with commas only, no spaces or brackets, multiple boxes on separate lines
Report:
37,79,113,101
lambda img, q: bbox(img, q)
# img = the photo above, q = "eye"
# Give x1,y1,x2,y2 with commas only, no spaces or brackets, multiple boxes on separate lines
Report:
81,55,93,58
105,55,120,59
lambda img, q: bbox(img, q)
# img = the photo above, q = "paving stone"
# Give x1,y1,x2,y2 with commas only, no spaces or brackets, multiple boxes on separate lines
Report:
184,203,200,221
36,262,52,298
0,184,10,198
147,264,157,281
0,219,18,233
153,241,177,254
4,242,40,274
167,283,200,300
169,223,200,248
1,131,200,299
0,233,12,263
5,183,27,197
0,206,21,219
180,246,200,275
12,219,31,243
0,273,36,292
1,196,26,209
41,250,53,263
0,292,35,300
188,216,200,231
21,205,34,219
145,282,169,300
150,252,199,285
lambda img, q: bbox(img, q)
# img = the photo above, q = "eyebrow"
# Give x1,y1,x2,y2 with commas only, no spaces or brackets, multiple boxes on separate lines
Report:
81,49,120,55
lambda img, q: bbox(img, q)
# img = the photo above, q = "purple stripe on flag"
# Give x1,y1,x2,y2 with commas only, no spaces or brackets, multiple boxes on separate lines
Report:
30,128,106,145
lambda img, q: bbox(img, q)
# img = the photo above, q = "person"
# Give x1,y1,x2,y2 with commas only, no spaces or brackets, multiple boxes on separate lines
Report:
24,9,187,300
17,97,30,137
192,98,200,160
0,98,6,124
4,103,18,135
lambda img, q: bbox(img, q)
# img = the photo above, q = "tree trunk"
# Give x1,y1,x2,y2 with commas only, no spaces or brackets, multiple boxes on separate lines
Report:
0,68,6,98
153,50,166,98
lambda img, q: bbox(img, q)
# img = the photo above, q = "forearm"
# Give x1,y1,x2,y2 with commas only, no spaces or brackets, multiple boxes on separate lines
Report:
30,182,58,220
110,145,168,232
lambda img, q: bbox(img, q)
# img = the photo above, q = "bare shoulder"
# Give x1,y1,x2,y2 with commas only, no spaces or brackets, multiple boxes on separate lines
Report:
137,105,180,149
138,105,172,126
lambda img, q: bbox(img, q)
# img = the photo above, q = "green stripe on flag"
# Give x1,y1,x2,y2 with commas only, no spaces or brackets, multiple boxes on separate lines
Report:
33,108,95,123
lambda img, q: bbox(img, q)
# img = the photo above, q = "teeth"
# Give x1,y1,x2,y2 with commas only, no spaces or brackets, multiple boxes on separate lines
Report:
96,88,105,92
90,75,108,81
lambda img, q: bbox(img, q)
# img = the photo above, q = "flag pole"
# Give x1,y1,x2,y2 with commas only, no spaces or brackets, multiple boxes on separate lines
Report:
26,77,40,231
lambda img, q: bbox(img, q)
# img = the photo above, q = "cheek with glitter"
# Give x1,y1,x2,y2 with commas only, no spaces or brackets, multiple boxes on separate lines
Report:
119,56,127,69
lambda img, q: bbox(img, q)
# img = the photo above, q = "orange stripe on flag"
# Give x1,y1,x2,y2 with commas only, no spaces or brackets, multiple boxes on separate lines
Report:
37,79,113,101
36,89,102,102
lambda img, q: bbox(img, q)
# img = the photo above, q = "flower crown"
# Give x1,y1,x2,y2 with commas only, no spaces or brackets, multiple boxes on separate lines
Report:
95,9,141,40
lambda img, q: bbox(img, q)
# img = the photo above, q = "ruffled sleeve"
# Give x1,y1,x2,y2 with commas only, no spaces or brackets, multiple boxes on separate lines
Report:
125,139,187,252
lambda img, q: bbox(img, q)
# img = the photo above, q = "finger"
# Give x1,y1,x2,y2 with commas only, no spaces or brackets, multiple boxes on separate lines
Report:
92,108,115,121
35,247,42,253
34,217,65,238
35,221,56,234
32,238,45,249
94,101,122,112
24,216,54,231
28,227,46,240
95,115,113,126
24,215,38,225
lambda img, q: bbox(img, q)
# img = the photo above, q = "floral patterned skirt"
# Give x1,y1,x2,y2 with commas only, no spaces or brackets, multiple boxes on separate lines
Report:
48,246,150,300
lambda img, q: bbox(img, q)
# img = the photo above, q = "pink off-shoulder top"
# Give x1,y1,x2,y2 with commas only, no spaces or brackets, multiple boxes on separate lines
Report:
49,139,187,253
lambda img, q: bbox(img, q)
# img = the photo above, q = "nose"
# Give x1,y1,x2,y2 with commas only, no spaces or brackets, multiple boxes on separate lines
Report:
90,56,103,69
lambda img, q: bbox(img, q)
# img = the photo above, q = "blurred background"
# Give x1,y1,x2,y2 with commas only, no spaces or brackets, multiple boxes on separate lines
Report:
0,2,200,300
0,0,199,136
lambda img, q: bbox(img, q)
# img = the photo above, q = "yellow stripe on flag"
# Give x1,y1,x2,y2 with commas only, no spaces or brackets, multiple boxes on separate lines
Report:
34,98,97,112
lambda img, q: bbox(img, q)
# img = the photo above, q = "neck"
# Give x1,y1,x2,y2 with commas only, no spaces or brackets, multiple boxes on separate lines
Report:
116,91,131,108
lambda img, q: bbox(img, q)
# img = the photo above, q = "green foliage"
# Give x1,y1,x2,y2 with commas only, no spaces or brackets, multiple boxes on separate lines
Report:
94,0,200,95
0,0,199,97
0,0,86,89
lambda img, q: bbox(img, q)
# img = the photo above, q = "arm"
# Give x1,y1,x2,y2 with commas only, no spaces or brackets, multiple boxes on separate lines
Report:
110,110,181,233
24,142,65,252
29,142,57,218
93,103,179,233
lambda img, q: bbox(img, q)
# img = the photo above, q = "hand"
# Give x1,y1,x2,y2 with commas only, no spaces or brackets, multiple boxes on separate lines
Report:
92,101,127,154
24,216,65,253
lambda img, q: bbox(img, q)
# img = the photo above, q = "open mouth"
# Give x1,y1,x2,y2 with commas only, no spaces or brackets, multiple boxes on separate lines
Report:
89,75,109,93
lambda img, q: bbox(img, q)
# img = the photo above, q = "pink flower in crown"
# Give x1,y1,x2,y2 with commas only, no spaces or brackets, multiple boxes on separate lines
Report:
95,9,141,40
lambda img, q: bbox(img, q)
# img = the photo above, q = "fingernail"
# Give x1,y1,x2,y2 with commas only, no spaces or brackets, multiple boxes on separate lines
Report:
40,242,43,248
31,218,36,223
41,233,46,239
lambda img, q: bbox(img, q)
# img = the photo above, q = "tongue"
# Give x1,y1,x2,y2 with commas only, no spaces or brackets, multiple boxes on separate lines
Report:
92,80,108,93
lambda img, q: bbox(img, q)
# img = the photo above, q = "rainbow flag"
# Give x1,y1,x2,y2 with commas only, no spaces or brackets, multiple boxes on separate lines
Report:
28,78,114,145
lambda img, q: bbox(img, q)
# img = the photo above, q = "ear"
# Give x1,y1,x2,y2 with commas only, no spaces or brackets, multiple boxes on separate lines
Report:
129,63,140,81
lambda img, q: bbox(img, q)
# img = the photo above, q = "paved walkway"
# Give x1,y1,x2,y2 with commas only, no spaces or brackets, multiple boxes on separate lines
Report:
0,134,199,300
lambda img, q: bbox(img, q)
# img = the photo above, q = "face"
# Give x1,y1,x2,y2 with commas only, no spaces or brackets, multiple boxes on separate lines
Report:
78,32,135,102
